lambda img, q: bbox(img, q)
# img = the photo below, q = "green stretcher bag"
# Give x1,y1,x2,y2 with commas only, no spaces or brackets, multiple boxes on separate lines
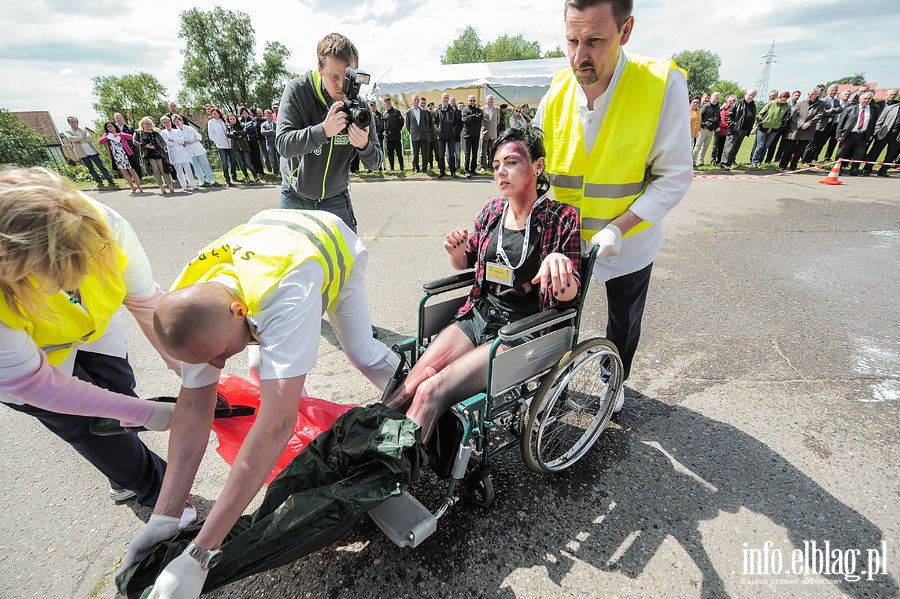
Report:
116,404,425,598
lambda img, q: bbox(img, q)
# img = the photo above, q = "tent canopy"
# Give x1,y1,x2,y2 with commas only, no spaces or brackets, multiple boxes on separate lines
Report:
372,57,568,110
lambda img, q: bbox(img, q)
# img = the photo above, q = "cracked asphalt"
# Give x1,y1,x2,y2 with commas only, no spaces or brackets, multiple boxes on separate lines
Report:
0,171,897,598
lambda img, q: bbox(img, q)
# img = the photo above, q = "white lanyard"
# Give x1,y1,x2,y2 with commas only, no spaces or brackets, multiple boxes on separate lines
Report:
495,195,545,269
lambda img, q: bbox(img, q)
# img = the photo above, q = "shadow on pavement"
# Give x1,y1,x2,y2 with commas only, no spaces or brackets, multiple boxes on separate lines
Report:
202,392,897,598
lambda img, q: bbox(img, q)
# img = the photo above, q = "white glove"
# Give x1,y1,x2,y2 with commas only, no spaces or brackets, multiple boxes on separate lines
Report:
590,224,622,258
148,552,209,599
115,514,180,578
143,401,176,432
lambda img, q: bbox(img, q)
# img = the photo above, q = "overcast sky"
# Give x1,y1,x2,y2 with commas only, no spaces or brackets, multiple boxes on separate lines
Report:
2,0,898,131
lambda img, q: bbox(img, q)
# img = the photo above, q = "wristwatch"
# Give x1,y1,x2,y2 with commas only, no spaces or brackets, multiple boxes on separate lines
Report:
185,541,223,570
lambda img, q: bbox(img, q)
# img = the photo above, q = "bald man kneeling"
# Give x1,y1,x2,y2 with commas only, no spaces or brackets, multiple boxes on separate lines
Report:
116,209,398,598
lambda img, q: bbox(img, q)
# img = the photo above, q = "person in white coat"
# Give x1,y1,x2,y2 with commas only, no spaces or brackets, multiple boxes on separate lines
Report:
175,115,217,186
159,116,197,192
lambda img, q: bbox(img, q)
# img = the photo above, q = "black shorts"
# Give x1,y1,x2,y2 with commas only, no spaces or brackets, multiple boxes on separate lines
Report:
452,302,531,347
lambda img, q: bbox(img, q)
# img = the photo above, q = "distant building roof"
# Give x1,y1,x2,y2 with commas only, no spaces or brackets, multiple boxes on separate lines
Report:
13,111,62,146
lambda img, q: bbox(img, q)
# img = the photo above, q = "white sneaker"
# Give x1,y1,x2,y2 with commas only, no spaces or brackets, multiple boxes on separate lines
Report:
613,386,625,413
109,487,136,502
179,501,198,528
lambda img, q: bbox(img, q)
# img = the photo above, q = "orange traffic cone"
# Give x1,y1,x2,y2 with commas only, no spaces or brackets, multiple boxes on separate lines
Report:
819,159,843,185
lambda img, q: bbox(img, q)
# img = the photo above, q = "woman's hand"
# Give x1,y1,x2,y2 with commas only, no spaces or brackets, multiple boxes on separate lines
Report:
531,252,576,301
443,227,469,269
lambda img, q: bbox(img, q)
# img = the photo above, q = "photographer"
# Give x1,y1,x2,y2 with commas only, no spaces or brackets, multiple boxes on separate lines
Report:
275,33,382,233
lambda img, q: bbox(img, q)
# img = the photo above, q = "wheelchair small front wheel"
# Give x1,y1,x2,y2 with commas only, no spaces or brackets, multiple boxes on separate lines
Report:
521,337,622,474
464,472,495,507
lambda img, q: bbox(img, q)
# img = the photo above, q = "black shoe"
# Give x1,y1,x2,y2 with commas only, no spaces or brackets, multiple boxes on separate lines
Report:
877,172,890,177
848,171,859,177
438,173,445,179
861,172,871,177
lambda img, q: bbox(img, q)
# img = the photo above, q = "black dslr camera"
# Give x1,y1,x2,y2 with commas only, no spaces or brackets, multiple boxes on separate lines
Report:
341,67,371,128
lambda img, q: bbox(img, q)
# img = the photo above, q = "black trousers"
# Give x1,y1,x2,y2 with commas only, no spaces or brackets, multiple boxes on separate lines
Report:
837,132,870,174
605,262,654,380
4,351,167,507
385,138,404,170
863,133,900,175
778,138,808,170
464,137,479,174
411,139,426,171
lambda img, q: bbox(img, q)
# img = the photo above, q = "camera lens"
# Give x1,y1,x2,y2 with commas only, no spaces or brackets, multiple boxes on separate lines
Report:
351,107,371,128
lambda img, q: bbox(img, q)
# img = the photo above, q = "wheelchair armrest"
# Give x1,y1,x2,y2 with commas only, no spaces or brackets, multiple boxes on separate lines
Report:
423,271,476,295
498,308,578,342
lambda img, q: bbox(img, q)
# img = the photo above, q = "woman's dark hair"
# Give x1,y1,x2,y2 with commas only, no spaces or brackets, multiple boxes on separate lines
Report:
104,121,117,132
492,126,551,196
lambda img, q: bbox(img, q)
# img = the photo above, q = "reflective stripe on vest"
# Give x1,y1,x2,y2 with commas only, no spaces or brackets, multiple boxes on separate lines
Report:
0,193,128,366
170,210,354,313
544,53,677,242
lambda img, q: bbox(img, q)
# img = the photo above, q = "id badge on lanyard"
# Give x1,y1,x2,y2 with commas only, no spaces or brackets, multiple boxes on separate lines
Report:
487,196,545,288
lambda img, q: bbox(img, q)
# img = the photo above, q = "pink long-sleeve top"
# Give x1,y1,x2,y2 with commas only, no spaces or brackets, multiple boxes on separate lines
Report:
98,131,135,156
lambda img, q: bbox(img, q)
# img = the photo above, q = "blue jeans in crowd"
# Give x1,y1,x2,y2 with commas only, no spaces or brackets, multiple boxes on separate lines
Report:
216,148,233,185
751,128,779,166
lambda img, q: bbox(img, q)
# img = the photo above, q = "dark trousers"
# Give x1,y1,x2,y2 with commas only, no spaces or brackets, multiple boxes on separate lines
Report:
713,134,727,164
778,138,809,170
280,184,357,233
764,129,783,163
81,153,114,185
808,126,833,163
258,136,272,172
437,138,456,175
822,125,840,161
411,139,427,171
4,351,167,507
464,137,479,174
216,148,233,185
605,263,654,380
247,138,264,174
837,132,870,174
721,132,746,167
385,138,404,170
863,134,900,175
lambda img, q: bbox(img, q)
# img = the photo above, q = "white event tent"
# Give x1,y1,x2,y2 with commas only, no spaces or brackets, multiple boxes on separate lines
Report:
371,57,568,110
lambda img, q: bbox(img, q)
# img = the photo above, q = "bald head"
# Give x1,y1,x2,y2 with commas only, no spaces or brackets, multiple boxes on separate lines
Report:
154,283,250,366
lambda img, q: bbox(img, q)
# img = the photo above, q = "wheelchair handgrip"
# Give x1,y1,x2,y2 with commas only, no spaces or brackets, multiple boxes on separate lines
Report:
498,308,577,341
423,271,476,294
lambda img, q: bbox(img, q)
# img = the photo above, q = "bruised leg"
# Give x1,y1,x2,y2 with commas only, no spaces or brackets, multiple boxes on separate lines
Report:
384,324,475,413
406,342,494,443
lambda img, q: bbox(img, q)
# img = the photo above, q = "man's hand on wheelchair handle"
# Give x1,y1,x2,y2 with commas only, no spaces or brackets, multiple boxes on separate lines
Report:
590,223,622,258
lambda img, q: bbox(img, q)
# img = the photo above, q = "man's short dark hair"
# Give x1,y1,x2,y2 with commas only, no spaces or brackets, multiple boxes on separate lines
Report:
316,33,358,68
564,0,633,30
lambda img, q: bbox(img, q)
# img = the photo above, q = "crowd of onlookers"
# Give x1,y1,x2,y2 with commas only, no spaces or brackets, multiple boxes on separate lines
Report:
360,92,526,178
63,101,283,195
687,86,900,177
62,92,532,193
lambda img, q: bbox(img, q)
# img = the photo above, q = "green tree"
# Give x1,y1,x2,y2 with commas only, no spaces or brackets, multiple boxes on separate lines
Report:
543,46,565,58
179,7,259,114
711,80,743,101
254,41,296,109
484,34,541,62
0,109,49,167
442,26,485,64
672,49,721,98
91,72,168,127
825,72,867,87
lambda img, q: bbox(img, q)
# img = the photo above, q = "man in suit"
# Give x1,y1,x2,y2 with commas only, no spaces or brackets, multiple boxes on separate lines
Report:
113,112,143,178
862,89,899,177
480,94,500,170
778,87,824,171
836,91,878,176
404,94,430,173
809,84,843,163
381,97,405,171
460,95,483,178
433,92,460,178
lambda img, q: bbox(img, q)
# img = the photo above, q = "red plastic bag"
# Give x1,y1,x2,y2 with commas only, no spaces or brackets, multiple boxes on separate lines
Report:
212,374,355,484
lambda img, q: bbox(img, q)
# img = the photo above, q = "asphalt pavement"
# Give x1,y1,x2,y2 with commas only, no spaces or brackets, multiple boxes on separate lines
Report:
0,170,897,598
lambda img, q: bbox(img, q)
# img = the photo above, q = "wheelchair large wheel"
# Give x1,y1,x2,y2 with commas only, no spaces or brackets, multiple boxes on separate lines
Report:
521,337,622,474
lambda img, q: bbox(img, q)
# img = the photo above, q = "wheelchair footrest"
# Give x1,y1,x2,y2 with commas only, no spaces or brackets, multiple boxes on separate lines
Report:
368,491,437,548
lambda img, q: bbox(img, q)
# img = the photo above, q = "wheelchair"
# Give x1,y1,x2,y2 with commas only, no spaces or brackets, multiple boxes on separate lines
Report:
370,244,624,547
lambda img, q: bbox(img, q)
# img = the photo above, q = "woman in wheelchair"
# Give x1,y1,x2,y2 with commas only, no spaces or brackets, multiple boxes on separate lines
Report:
384,126,582,443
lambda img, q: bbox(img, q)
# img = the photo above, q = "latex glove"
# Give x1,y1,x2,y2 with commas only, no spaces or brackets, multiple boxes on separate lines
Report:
115,514,180,578
148,552,209,599
590,224,622,258
143,401,176,432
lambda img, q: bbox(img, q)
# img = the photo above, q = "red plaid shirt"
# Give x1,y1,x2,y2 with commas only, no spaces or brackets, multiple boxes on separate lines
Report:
457,196,582,318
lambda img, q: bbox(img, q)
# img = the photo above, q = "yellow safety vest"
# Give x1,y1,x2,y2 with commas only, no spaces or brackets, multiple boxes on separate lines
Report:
170,210,355,313
0,194,128,366
543,53,677,242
